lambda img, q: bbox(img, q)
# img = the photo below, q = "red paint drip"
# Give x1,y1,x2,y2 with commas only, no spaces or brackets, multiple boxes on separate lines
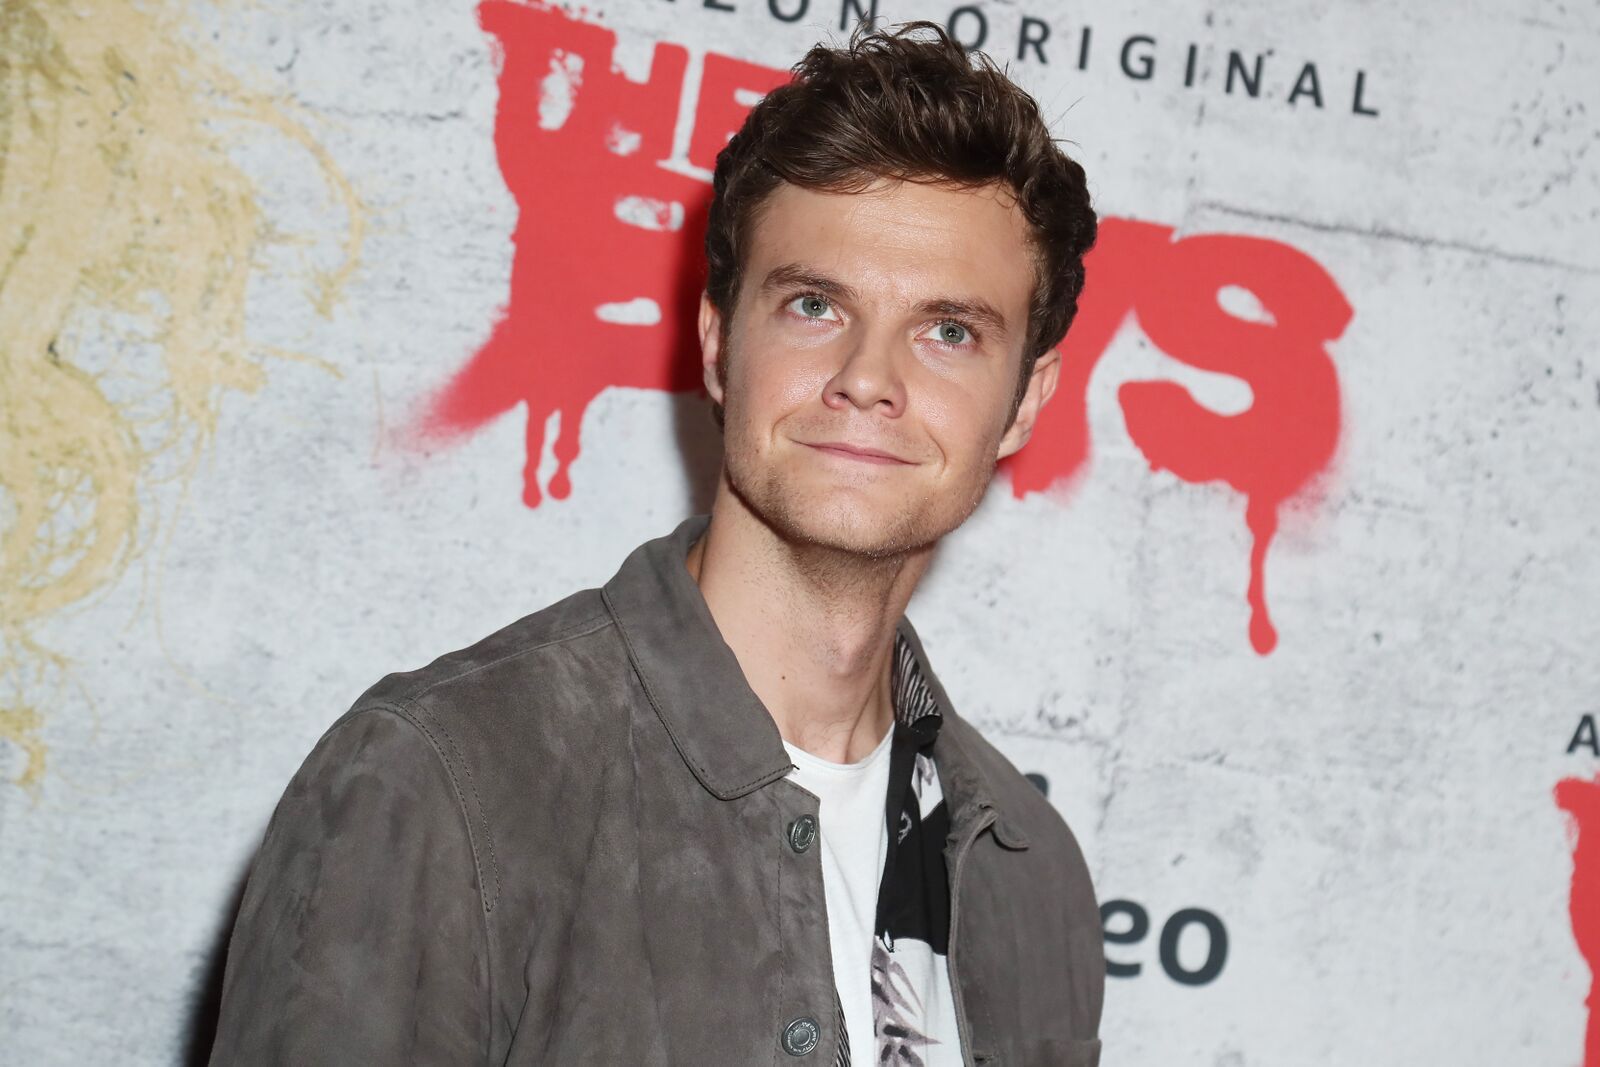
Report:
1003,221,1350,654
417,4,1351,653
423,2,787,505
1557,775,1600,1066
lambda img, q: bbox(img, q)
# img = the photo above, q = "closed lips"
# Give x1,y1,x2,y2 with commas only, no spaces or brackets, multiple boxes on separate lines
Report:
803,441,912,464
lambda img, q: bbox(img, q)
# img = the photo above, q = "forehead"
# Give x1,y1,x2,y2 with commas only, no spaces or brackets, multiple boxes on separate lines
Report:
743,178,1035,318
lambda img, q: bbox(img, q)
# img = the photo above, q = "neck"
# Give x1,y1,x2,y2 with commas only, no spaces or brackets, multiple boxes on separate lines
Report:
685,478,934,764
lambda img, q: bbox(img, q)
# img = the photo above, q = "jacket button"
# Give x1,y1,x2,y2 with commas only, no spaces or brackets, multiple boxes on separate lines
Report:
781,1016,820,1056
786,814,817,853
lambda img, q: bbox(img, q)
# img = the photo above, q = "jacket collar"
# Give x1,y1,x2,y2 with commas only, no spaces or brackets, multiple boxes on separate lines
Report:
602,515,789,800
601,515,1029,845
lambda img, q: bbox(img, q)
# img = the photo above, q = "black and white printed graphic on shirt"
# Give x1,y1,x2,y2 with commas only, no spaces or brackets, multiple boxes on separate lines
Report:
869,749,959,1065
817,631,963,1067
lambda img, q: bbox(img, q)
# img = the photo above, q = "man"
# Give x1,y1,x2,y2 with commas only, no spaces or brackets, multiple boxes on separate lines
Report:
210,19,1103,1067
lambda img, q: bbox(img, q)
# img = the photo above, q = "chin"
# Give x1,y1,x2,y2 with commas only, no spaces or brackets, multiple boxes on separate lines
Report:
795,502,930,558
721,417,999,559
734,468,959,560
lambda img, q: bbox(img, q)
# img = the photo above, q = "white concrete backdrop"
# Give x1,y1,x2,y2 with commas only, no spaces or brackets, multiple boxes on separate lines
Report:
1,0,1597,1064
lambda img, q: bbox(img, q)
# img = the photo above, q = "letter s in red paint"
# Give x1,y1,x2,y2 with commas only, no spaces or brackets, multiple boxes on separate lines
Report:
1003,222,1349,654
1126,231,1349,654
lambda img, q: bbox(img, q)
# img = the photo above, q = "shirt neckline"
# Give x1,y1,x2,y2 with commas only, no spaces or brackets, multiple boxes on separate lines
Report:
782,720,895,777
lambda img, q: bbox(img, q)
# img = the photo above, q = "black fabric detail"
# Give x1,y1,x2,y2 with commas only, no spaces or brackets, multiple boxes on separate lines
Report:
874,635,952,955
833,985,850,1067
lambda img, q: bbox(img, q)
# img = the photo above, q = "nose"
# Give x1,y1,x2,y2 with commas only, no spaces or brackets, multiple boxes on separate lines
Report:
821,328,906,417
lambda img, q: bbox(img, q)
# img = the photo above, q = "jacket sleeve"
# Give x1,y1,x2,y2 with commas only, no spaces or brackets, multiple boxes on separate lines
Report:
209,706,491,1065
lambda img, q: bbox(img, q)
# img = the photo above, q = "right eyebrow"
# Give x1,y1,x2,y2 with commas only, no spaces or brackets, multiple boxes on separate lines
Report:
757,263,862,304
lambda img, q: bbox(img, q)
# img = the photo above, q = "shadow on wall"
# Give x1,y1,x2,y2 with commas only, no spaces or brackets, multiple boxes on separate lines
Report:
673,390,729,517
182,864,250,1066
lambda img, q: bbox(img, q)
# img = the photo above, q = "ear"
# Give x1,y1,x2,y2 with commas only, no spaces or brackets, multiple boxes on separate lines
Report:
699,291,726,405
995,346,1061,461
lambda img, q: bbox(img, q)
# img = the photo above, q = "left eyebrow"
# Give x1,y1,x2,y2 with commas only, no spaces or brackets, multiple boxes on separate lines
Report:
913,297,1012,341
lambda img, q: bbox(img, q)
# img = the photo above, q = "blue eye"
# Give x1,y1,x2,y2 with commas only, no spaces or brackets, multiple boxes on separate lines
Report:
788,295,837,320
923,320,972,346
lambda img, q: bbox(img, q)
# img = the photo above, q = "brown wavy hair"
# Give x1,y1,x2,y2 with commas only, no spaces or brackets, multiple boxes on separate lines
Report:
704,19,1097,429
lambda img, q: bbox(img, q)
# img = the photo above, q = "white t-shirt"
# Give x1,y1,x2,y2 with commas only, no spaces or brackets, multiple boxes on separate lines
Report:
783,728,962,1066
784,729,894,1067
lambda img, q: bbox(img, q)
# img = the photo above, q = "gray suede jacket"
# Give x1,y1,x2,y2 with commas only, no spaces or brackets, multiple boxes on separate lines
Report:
209,515,1104,1066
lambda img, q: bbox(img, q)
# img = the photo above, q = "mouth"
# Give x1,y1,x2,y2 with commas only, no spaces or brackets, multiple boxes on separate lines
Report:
801,441,914,466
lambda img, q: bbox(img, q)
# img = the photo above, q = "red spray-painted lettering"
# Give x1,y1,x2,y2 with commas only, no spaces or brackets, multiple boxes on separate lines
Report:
1558,775,1600,1067
418,0,1349,654
426,4,789,504
1007,220,1348,652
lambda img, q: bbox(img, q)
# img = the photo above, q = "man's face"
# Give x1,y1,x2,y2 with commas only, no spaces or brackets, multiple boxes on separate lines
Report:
699,177,1059,558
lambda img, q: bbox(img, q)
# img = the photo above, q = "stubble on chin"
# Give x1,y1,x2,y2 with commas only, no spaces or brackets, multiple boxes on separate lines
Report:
721,425,997,564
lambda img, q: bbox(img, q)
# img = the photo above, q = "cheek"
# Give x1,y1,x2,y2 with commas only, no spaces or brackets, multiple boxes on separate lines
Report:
772,358,830,411
916,375,1007,465
734,331,836,416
